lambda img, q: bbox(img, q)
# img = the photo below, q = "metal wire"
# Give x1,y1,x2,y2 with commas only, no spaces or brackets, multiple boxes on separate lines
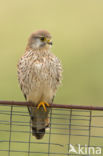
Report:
68,109,72,156
88,110,92,155
28,119,31,156
0,101,103,155
8,106,13,156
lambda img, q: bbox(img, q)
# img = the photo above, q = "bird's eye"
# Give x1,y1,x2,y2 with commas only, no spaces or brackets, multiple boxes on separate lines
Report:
40,37,45,41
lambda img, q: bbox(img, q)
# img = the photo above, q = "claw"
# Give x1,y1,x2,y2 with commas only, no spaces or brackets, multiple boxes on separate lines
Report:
37,101,49,112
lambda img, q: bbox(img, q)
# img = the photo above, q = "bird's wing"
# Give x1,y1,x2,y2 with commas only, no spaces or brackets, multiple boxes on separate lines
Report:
17,50,37,99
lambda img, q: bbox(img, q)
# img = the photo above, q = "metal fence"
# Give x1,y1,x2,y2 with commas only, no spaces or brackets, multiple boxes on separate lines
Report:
0,101,103,156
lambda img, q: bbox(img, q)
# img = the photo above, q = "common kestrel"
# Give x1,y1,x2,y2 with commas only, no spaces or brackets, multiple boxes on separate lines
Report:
17,30,62,139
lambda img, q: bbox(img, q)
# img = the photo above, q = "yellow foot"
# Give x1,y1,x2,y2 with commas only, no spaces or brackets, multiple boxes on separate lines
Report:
37,101,49,112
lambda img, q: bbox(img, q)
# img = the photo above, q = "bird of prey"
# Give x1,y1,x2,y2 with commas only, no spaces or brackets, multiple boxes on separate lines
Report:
17,30,62,139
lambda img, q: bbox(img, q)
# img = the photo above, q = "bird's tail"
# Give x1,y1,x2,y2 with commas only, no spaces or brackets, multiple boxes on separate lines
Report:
32,127,46,139
28,106,50,139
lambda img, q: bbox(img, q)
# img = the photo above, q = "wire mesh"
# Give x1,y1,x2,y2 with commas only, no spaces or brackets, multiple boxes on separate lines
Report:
0,102,103,156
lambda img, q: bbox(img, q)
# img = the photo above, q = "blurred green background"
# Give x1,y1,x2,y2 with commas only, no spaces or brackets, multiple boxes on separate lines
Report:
0,0,103,106
0,0,103,155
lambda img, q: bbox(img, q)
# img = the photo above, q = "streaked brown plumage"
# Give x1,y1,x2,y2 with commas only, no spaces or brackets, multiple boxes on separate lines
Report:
17,30,62,139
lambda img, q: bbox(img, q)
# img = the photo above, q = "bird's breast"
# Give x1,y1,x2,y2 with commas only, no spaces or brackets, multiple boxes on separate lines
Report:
18,50,62,103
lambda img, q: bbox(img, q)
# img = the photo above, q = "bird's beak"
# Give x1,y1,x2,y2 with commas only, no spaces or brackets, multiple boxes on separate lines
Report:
47,39,53,45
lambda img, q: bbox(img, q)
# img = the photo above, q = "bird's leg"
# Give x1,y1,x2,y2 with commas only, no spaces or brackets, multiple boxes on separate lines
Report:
37,101,50,112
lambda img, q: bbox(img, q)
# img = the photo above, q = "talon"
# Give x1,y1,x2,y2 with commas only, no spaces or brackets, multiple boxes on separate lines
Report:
37,101,49,112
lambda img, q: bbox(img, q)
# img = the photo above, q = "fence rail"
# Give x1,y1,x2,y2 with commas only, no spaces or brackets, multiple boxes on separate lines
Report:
0,100,103,155
0,100,103,110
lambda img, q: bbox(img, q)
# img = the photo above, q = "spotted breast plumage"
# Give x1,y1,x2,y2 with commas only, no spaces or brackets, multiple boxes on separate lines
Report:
17,30,62,139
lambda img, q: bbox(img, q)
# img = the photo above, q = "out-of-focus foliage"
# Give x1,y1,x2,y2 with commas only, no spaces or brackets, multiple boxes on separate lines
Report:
0,0,103,106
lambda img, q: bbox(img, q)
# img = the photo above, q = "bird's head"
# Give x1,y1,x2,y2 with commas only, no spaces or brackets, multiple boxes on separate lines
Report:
26,30,52,50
